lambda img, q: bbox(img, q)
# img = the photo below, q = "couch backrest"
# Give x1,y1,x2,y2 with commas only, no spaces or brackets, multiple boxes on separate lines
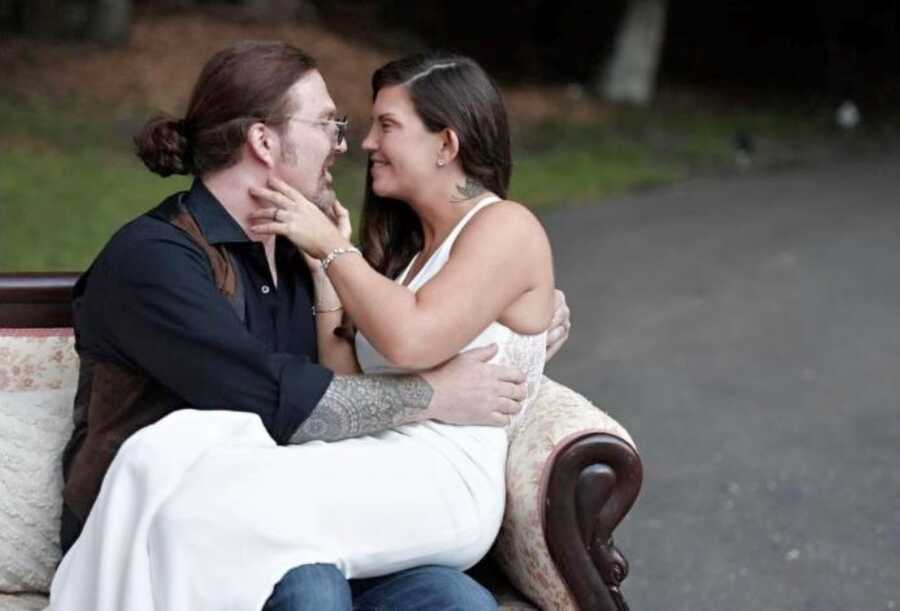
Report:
0,273,79,329
0,274,80,391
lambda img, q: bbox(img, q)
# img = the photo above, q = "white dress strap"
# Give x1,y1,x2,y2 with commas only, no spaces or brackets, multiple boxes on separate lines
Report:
440,194,501,253
402,195,501,290
396,253,419,285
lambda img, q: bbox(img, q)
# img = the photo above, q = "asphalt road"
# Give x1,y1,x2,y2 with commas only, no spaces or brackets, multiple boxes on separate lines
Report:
542,156,900,611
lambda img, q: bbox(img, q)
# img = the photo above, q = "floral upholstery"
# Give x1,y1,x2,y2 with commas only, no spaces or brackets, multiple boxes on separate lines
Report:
0,330,77,392
493,377,635,610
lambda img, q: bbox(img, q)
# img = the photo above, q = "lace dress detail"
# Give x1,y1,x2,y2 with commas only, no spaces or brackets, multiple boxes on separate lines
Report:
492,328,546,430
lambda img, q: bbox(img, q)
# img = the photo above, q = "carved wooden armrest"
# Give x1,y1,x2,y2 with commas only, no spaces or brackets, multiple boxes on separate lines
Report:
492,377,642,610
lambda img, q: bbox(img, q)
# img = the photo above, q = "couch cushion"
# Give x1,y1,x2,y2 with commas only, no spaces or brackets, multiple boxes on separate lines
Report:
0,388,74,594
0,329,79,595
0,593,48,611
0,330,77,392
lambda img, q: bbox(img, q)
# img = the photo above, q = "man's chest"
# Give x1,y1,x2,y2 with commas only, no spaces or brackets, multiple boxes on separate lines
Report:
233,246,317,358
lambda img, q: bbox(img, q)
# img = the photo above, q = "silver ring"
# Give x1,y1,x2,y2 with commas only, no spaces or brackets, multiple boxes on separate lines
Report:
274,208,280,222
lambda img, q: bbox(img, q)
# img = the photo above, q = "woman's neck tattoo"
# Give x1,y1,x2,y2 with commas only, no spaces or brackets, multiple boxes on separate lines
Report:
450,176,486,203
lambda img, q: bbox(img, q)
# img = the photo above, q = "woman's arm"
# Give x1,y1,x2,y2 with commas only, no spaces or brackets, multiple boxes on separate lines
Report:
250,179,555,369
290,195,360,374
309,268,361,374
326,202,555,369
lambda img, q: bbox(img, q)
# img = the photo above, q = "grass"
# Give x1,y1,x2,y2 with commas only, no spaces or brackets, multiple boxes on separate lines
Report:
1,146,189,271
0,93,865,272
0,98,367,272
511,119,686,208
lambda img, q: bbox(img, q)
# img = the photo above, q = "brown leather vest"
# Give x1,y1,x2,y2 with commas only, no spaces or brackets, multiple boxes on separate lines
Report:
63,194,244,521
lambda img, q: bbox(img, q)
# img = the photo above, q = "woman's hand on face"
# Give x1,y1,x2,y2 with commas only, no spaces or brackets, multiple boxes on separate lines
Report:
248,177,349,259
302,199,352,277
326,199,353,242
300,200,353,278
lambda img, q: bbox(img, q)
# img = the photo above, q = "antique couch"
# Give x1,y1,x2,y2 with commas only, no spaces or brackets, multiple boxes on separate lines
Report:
0,272,642,611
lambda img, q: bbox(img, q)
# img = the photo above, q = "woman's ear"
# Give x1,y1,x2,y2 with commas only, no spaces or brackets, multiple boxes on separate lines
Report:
438,128,461,165
247,122,276,168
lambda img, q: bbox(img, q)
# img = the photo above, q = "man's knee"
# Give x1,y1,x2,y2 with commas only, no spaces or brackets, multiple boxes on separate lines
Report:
379,565,497,611
264,563,351,611
419,566,496,611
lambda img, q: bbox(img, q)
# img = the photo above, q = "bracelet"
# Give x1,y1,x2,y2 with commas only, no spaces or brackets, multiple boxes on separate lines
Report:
321,246,362,273
314,303,343,314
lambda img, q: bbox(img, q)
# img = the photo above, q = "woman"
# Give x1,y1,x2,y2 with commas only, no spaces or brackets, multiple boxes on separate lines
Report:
249,52,554,403
58,53,556,611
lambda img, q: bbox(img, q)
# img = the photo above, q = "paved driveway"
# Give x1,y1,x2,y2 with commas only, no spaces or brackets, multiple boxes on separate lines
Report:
542,156,900,611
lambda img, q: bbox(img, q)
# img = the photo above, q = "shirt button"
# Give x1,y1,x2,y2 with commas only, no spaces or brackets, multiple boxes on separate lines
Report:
260,285,271,294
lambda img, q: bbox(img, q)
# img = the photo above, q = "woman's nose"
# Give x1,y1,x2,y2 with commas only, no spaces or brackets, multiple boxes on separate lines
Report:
361,128,377,152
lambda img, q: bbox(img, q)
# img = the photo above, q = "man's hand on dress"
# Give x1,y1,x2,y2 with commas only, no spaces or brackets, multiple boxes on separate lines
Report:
545,289,571,361
421,344,527,427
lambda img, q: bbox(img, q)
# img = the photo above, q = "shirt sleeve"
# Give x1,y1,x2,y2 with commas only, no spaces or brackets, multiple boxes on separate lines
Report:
98,232,333,444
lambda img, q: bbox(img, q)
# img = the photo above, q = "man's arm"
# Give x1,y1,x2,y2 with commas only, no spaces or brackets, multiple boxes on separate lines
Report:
289,344,528,444
294,286,569,444
99,232,332,444
289,374,431,443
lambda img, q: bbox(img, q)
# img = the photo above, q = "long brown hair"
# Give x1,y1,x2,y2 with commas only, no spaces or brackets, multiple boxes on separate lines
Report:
135,40,316,177
359,53,512,279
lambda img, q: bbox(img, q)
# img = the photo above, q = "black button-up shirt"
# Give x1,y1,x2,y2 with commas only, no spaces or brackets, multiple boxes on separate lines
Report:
71,179,333,444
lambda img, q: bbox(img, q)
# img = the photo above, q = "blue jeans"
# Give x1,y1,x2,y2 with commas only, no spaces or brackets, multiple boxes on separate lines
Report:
263,563,497,611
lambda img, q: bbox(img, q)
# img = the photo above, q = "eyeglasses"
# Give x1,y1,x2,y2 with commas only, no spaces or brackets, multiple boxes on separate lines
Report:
288,115,349,146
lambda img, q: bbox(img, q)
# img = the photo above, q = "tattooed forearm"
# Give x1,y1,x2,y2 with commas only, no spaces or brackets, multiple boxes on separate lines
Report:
450,176,486,203
289,374,434,443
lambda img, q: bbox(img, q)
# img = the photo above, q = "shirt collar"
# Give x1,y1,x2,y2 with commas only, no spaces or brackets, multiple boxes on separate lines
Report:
182,179,252,245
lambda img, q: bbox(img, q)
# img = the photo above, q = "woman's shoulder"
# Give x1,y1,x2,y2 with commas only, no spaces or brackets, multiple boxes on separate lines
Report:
456,197,550,254
454,197,554,330
479,198,541,224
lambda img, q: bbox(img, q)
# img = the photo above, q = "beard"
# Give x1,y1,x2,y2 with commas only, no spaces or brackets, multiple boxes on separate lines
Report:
314,184,336,211
280,139,335,212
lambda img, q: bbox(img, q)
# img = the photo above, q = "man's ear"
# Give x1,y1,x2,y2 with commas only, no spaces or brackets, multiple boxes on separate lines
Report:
438,128,461,164
247,122,276,168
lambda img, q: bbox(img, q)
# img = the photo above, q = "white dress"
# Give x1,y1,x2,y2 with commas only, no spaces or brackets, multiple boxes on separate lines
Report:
48,195,546,611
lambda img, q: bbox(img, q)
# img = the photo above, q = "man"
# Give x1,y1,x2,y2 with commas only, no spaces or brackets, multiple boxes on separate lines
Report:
60,40,570,610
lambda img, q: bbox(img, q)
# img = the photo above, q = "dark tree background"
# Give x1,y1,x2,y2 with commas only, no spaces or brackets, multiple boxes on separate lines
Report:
0,0,132,44
301,0,900,105
0,0,308,43
2,0,898,105
662,1,900,105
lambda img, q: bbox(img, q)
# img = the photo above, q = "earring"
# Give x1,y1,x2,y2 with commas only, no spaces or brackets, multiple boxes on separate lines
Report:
436,158,446,167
